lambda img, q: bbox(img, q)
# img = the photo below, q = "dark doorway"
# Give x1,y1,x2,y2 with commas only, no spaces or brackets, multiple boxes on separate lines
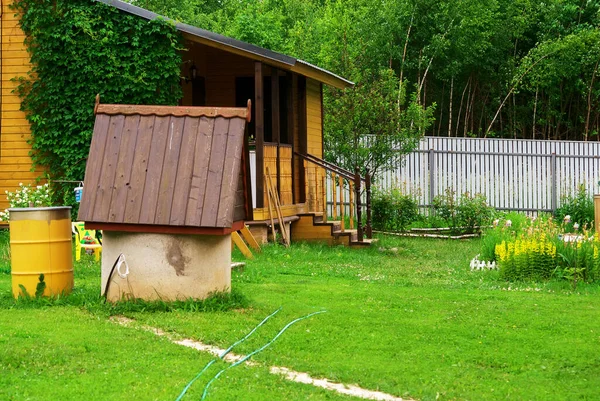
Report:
236,77,255,140
236,76,290,144
192,77,206,106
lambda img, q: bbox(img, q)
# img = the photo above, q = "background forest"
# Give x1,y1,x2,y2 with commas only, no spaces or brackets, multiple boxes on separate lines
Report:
132,0,600,144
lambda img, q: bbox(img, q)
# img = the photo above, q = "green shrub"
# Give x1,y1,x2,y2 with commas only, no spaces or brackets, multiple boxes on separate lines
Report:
480,213,549,262
456,192,495,233
12,0,183,206
495,217,600,284
555,184,595,230
432,190,494,233
432,189,457,228
372,187,420,232
554,233,600,284
480,226,505,261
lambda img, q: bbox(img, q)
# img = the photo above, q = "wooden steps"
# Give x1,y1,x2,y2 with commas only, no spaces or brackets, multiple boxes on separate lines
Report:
291,213,375,248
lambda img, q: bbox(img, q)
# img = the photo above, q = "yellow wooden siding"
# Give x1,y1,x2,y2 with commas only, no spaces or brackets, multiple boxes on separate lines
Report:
180,42,255,107
305,78,324,213
1,0,40,211
306,78,322,158
263,144,278,206
261,144,292,206
290,215,350,246
278,146,293,205
251,203,306,221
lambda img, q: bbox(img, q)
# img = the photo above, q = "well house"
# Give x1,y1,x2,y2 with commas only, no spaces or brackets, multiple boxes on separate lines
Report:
1,0,374,249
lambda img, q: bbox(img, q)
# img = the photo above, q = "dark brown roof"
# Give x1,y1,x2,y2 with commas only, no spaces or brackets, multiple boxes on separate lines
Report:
94,0,353,89
78,103,250,229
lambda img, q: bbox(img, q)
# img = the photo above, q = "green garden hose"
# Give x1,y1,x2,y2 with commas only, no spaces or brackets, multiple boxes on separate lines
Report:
175,307,282,401
200,310,327,400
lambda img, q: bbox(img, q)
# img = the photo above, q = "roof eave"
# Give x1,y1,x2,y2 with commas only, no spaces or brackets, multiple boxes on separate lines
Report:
292,60,354,89
95,0,354,89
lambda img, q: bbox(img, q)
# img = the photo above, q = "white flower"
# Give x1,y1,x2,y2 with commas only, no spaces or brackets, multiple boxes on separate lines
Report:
505,220,512,227
564,215,571,223
493,219,499,227
573,223,580,231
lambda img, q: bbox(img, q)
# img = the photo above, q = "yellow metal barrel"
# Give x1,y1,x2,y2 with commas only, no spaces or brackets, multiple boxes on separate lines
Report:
9,207,73,298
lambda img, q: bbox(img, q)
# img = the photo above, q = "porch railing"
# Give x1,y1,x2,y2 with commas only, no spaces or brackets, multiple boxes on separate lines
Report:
295,152,372,242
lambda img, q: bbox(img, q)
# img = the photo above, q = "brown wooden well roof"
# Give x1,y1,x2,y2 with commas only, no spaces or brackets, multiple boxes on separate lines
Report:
78,102,250,229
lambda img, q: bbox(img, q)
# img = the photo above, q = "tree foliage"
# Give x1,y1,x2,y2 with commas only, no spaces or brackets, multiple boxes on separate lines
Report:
324,69,434,176
12,0,182,204
130,0,600,144
14,0,600,193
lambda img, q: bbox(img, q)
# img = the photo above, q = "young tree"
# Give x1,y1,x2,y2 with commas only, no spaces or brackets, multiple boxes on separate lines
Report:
324,69,435,178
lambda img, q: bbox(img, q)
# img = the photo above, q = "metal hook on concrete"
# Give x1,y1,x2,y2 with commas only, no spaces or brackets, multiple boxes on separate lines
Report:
116,254,129,279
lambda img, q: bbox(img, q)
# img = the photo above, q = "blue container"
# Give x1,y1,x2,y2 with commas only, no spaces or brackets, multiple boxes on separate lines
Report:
74,186,83,203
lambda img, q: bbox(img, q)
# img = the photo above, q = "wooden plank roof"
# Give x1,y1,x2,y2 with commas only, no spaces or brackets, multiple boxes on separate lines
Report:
94,0,354,89
78,101,250,230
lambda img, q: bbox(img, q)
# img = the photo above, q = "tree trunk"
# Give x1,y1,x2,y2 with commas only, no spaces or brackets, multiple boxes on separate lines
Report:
437,82,445,136
556,81,564,140
398,11,414,111
585,59,599,141
512,93,517,138
478,91,488,137
464,78,474,137
485,51,555,137
456,76,470,137
423,75,427,106
470,81,477,137
532,86,538,139
448,76,454,137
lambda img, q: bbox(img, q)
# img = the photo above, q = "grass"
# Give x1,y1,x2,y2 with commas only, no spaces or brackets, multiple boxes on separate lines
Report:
1,232,599,400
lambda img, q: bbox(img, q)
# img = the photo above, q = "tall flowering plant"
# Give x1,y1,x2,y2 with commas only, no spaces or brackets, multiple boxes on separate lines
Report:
495,235,557,280
0,183,53,221
494,215,600,284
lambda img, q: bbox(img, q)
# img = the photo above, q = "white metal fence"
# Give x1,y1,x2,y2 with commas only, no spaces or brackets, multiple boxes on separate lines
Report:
377,136,600,212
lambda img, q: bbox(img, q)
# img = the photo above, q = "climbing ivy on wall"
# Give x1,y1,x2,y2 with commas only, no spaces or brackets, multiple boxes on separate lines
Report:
12,0,183,204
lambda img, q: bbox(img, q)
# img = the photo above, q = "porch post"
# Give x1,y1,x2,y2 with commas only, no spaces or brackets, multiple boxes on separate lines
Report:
271,67,281,198
355,168,363,242
298,77,307,203
255,62,264,208
287,72,295,204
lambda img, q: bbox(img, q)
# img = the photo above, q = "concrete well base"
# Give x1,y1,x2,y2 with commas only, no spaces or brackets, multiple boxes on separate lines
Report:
101,231,231,302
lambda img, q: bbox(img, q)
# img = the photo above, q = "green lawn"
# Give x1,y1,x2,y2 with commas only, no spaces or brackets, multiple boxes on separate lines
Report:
0,233,599,400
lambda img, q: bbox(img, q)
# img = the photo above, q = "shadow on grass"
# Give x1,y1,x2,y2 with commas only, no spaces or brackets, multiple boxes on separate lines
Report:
0,252,248,315
0,225,249,315
0,283,249,315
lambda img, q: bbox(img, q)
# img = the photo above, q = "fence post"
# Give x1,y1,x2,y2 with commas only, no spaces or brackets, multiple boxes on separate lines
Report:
365,169,372,239
355,169,363,242
429,148,436,209
551,152,557,213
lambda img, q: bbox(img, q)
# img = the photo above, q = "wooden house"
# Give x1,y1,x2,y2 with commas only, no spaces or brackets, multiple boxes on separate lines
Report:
0,0,44,205
1,0,373,245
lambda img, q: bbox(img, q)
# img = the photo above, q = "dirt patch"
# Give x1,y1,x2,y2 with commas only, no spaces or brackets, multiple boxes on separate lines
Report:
165,238,189,276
